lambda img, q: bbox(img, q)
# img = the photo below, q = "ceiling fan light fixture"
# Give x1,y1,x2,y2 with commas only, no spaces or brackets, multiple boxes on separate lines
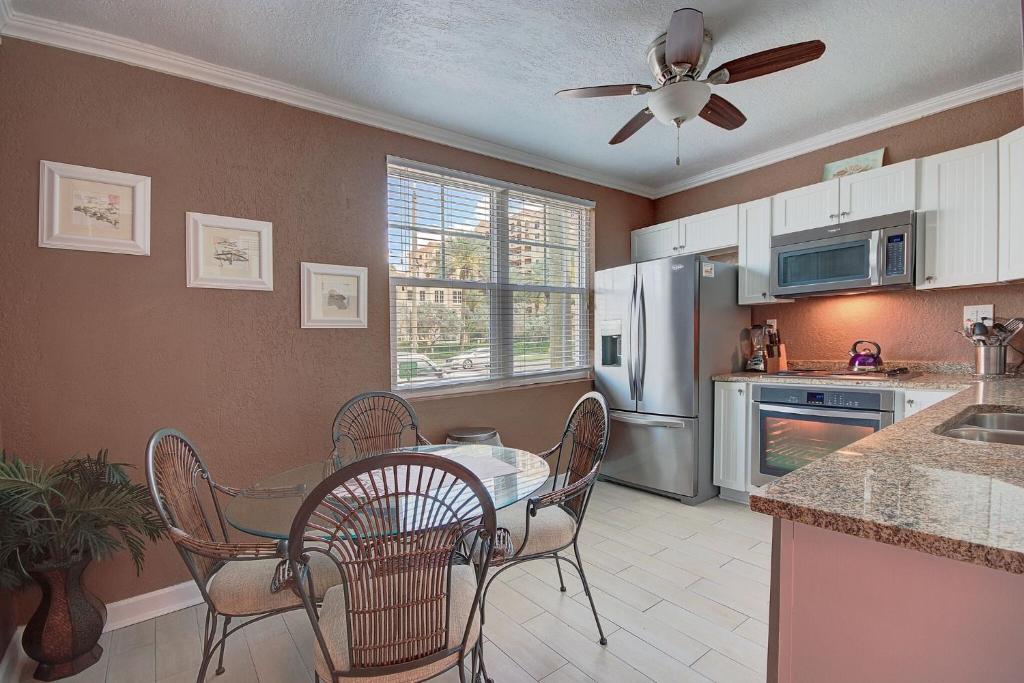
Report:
647,80,711,126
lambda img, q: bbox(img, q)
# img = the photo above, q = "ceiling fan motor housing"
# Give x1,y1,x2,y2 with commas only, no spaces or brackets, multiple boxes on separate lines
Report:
648,81,711,125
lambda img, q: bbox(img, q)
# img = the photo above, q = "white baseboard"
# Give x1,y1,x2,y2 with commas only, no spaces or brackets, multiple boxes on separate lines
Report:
0,580,203,681
104,580,203,632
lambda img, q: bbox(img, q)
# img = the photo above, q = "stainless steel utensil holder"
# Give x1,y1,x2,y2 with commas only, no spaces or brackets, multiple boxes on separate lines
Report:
975,345,1007,375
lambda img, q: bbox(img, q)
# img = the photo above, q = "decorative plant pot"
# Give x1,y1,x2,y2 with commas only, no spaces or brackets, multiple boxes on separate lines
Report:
22,556,106,681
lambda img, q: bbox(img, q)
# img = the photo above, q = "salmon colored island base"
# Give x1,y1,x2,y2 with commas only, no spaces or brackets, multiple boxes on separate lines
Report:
768,520,1024,683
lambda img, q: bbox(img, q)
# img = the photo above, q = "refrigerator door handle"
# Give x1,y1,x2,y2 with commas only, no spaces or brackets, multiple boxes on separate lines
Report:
627,273,637,400
638,277,647,401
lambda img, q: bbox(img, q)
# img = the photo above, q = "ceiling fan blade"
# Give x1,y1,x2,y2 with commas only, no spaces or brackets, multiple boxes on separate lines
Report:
609,108,654,145
699,94,746,130
666,8,704,71
556,84,652,99
707,40,825,84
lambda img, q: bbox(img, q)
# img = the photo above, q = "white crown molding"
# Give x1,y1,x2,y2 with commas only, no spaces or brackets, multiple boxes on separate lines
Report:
651,70,1024,198
0,4,655,198
1,1,1020,202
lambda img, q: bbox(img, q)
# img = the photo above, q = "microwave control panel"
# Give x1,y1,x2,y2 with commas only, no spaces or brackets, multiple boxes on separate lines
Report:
884,233,907,276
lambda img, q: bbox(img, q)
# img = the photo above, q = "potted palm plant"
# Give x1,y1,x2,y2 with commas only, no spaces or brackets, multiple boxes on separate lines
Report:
0,450,165,681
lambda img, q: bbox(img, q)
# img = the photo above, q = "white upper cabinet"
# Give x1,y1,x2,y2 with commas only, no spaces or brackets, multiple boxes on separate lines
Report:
839,159,917,222
771,179,840,235
917,140,999,289
631,219,681,262
772,162,919,236
998,126,1024,282
738,197,787,305
681,204,738,254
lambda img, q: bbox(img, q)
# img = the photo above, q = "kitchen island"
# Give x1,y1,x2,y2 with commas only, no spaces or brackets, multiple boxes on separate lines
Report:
749,378,1024,682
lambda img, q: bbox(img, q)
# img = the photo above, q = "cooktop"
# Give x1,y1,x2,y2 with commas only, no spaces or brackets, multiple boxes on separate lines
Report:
772,368,922,380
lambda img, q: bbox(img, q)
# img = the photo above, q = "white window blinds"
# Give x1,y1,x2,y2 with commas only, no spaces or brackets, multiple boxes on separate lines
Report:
387,159,593,392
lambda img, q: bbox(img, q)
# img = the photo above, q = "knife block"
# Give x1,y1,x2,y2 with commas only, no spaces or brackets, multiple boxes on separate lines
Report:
766,344,788,374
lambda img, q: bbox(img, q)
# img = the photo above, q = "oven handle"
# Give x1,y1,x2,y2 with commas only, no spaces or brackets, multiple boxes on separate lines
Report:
755,402,891,424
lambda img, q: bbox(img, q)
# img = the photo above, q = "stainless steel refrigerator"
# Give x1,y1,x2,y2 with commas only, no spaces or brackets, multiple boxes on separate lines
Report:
594,255,747,504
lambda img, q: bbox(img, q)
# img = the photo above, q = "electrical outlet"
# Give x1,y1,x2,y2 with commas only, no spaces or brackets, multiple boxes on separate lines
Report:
766,318,778,330
963,304,994,331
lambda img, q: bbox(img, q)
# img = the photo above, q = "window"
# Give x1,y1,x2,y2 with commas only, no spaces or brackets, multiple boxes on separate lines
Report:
388,158,593,391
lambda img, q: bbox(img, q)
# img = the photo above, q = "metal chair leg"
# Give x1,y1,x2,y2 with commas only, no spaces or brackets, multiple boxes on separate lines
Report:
554,554,567,592
477,638,494,683
215,615,231,675
573,540,608,645
197,609,217,683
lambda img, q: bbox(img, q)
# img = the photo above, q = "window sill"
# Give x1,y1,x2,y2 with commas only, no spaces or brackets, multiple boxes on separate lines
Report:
397,369,593,401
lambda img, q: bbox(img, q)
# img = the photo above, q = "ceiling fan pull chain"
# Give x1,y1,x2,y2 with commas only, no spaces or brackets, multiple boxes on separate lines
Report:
675,123,681,166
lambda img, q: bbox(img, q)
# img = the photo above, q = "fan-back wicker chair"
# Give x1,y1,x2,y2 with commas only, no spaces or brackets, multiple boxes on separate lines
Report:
479,391,611,662
145,428,340,682
287,452,496,683
331,391,430,468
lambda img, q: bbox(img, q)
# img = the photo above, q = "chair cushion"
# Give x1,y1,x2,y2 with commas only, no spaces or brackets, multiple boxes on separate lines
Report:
496,499,577,558
206,551,341,617
313,564,481,682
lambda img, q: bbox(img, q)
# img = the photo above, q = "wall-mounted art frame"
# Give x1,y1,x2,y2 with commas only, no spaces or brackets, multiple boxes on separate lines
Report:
39,160,151,255
822,148,885,180
301,262,368,329
186,212,274,290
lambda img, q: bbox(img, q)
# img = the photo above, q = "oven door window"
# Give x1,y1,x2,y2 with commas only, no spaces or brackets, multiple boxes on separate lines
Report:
759,409,879,477
777,239,871,288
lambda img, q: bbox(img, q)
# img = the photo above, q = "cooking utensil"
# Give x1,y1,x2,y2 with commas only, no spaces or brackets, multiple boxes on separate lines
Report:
1000,318,1023,344
848,340,883,371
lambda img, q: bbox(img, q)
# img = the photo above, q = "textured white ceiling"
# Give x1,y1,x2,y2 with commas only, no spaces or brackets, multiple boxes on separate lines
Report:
9,0,1024,195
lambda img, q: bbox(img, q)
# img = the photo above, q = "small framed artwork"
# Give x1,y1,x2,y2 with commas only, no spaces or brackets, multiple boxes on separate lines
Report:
39,160,151,255
301,262,368,329
822,148,885,180
186,212,273,290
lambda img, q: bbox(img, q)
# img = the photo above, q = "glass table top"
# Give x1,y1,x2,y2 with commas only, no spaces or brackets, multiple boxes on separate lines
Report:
224,444,551,540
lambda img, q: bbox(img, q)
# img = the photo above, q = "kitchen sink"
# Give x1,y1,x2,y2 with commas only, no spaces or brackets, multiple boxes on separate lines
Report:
939,412,1024,446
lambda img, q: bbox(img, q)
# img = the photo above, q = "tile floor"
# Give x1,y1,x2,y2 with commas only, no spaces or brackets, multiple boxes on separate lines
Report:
11,481,771,683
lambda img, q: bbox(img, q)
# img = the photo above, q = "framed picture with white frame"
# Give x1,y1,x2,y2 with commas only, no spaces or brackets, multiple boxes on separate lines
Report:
39,160,151,255
186,212,273,290
301,262,368,328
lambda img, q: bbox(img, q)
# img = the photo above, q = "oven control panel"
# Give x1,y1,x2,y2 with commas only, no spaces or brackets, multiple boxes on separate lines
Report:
753,385,895,412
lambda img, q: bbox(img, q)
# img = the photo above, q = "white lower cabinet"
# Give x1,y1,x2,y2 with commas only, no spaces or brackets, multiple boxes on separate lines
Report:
899,389,957,419
713,382,749,492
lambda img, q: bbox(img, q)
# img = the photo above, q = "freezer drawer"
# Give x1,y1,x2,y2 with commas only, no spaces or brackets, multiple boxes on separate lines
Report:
600,411,698,499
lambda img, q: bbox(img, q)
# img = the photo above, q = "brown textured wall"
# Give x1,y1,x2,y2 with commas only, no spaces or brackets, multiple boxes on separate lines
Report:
0,37,653,616
752,285,1024,365
654,90,1024,362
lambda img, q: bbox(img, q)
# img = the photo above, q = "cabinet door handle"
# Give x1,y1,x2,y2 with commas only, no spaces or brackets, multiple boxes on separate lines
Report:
840,211,850,217
925,275,935,283
761,292,767,299
738,388,744,395
828,213,838,220
907,399,915,406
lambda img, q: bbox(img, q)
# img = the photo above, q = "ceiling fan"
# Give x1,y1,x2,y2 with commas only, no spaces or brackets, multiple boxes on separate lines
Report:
556,8,825,159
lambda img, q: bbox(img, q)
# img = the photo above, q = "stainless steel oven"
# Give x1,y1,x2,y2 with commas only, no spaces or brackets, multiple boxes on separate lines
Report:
769,211,918,298
750,384,895,487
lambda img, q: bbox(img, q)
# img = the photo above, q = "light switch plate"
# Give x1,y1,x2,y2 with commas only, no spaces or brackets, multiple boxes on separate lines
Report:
766,318,778,330
963,304,994,331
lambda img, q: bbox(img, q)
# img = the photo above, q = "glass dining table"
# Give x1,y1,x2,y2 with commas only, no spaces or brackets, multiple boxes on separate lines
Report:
224,443,552,540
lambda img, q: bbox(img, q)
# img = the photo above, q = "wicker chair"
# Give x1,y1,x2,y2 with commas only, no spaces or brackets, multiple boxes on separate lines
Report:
145,429,341,681
480,391,611,658
330,391,430,468
287,452,496,683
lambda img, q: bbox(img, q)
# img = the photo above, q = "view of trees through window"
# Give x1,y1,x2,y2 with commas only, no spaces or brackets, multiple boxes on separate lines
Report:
388,163,590,387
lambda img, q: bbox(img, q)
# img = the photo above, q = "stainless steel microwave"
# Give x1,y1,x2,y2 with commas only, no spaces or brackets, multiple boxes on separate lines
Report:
769,211,918,298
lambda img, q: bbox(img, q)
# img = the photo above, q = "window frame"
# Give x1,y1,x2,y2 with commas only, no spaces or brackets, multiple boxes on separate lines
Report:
387,157,595,397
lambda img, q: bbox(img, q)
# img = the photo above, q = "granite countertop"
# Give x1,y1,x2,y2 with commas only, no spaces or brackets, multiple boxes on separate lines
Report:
713,371,977,391
748,379,1024,574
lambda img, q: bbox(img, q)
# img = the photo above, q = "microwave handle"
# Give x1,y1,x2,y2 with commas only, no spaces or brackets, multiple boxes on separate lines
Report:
869,230,881,286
